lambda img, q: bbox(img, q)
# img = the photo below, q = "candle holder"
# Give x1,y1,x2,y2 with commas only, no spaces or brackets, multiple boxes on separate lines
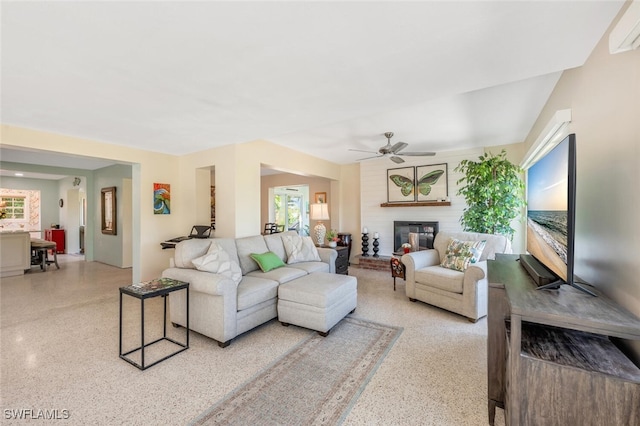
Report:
361,233,369,257
372,237,379,257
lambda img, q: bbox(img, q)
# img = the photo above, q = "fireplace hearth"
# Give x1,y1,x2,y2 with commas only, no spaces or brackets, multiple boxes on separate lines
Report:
393,221,439,252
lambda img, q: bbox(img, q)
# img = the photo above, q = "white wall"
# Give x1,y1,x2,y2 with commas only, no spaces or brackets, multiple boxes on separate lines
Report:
2,125,182,282
360,147,484,256
336,163,361,262
122,178,132,268
94,164,132,268
522,2,640,362
65,187,81,254
261,172,333,233
180,139,343,239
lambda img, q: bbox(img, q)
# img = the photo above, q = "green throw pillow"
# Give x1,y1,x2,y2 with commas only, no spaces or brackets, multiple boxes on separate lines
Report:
250,251,285,273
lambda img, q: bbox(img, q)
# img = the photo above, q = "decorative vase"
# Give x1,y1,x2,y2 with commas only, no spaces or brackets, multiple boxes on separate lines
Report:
362,233,369,256
328,241,337,248
403,247,410,254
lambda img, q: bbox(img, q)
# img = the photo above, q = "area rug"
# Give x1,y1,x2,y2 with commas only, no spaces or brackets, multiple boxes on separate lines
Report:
190,317,402,425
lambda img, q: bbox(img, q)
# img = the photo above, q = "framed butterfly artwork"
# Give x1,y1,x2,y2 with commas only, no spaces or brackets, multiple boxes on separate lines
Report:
387,166,416,202
415,163,448,202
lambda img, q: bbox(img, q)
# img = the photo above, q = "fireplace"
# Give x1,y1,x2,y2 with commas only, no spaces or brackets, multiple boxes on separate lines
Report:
393,221,439,252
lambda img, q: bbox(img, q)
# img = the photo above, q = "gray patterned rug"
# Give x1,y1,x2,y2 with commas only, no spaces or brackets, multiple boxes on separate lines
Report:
190,317,402,425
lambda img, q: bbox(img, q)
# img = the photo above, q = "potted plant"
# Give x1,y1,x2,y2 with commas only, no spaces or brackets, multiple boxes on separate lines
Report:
455,150,525,240
401,242,412,254
325,229,339,247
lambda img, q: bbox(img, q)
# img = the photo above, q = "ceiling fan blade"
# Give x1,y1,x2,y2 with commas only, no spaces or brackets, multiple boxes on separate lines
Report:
390,156,405,164
390,142,408,153
349,149,379,154
356,155,384,161
397,151,436,156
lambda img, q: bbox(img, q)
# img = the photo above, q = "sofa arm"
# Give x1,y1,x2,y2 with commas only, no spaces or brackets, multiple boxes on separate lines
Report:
162,268,238,296
162,267,239,345
402,250,441,298
402,250,440,271
317,247,338,273
462,261,488,321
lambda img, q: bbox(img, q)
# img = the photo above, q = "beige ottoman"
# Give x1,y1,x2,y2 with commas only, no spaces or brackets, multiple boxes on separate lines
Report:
278,272,357,336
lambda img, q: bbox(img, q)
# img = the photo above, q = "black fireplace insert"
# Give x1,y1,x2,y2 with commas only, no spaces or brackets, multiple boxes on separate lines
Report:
393,221,439,252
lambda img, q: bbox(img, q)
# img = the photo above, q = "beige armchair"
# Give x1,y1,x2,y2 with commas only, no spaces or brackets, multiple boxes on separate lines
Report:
401,231,511,322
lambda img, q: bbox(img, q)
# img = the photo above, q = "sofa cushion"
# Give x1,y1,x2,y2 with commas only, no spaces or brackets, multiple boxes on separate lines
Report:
250,251,285,273
246,266,307,284
440,238,486,272
287,261,331,274
415,265,465,294
434,231,510,263
236,235,270,275
278,272,357,308
237,275,280,311
282,234,321,264
264,231,297,262
192,241,243,286
213,238,240,265
174,239,212,268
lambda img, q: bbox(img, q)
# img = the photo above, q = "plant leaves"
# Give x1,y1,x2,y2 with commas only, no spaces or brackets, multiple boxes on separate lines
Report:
455,150,525,240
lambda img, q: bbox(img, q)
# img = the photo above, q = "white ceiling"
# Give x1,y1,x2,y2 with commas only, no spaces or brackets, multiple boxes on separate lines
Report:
1,1,625,168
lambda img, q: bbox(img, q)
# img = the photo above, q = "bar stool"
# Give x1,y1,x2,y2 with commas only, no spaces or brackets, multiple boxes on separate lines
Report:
30,239,60,271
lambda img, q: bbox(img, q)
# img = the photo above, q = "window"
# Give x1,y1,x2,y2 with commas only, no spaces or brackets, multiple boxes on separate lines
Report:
0,189,38,232
1,196,26,220
271,185,310,236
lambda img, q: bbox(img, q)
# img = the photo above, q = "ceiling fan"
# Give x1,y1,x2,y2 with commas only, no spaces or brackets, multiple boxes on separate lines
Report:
349,132,436,163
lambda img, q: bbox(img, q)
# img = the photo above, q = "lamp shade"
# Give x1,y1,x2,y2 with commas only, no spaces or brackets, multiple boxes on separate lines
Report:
310,203,330,221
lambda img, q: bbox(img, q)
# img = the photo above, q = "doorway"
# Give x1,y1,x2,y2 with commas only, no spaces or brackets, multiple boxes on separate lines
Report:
271,185,309,235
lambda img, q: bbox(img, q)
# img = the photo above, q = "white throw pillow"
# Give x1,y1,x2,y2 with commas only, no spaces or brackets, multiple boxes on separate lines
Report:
281,235,321,264
191,241,242,286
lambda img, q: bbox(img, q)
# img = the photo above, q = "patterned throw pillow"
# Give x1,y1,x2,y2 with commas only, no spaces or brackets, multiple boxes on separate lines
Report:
281,235,321,264
192,241,243,286
440,238,487,272
250,251,285,272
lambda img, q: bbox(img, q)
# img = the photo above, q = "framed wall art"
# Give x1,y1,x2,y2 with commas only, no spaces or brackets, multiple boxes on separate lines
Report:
153,183,171,215
101,186,117,235
387,166,416,203
210,185,215,227
314,192,327,204
415,163,448,202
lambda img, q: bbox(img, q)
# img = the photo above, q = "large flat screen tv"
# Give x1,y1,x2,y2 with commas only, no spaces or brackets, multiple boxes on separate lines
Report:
525,133,595,296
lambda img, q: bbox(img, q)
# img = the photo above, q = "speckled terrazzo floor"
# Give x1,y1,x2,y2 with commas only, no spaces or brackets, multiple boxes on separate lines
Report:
0,256,505,425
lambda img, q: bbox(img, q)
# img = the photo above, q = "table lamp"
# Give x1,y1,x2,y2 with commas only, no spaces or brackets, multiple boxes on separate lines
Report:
310,203,330,246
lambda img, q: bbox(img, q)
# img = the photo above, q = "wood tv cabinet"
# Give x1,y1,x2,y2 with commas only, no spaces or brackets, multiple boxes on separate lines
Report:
487,257,640,426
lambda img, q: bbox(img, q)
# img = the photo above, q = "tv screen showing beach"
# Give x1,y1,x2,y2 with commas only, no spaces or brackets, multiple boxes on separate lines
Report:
526,138,569,281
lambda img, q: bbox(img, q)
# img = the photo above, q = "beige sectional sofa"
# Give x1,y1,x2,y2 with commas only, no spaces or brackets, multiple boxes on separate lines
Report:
162,231,338,347
401,230,512,322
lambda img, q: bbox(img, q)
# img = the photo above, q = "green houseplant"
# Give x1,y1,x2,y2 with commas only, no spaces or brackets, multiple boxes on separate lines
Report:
455,150,525,240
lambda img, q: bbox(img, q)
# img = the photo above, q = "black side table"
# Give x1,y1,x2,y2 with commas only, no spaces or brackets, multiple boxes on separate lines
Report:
334,246,349,275
119,278,189,370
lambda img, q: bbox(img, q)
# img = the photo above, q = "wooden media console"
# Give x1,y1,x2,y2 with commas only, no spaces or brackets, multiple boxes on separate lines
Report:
487,256,640,426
